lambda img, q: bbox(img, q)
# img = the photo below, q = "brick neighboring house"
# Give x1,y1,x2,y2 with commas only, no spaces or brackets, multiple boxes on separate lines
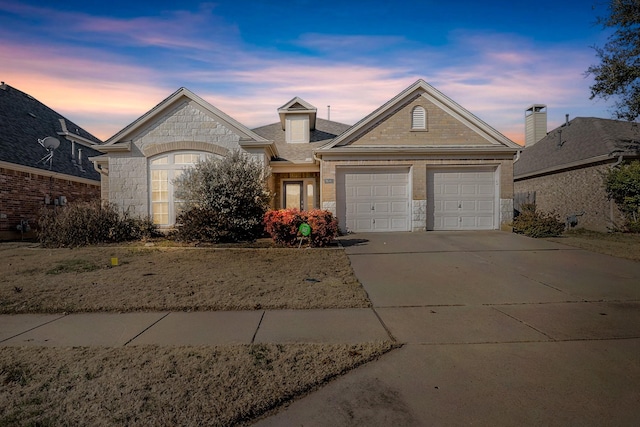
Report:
95,79,520,233
514,105,640,231
0,83,103,240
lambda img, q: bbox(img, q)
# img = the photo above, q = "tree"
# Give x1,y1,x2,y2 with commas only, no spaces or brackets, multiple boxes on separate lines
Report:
587,0,640,121
173,150,272,242
604,160,640,231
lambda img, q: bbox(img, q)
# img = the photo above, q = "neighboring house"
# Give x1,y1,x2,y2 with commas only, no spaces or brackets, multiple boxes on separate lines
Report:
0,82,103,240
514,105,640,231
94,79,520,233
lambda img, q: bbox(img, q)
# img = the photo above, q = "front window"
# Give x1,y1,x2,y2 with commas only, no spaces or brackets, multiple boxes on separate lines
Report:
148,151,215,226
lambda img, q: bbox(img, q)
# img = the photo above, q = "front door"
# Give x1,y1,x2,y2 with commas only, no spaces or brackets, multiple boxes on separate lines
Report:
284,181,304,210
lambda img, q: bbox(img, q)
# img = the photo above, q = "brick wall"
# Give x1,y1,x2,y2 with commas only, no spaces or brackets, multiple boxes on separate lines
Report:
0,167,100,240
514,162,624,232
272,172,319,209
350,95,489,146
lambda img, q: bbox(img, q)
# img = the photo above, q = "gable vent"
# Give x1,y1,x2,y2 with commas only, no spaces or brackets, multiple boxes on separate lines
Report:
412,106,426,129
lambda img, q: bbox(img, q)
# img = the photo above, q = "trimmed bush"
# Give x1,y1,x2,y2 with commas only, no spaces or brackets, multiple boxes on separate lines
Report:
37,200,159,247
512,203,565,238
264,209,338,247
604,160,640,232
173,151,272,243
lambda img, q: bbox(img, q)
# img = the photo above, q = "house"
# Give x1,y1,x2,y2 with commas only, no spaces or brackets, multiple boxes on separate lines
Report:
0,83,103,240
514,105,640,231
94,79,520,233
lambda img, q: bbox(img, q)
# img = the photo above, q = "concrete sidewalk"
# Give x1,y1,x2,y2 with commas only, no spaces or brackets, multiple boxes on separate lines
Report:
254,231,640,426
0,308,391,347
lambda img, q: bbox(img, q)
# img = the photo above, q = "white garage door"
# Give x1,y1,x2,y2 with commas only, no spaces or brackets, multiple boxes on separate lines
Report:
338,168,410,232
428,168,497,230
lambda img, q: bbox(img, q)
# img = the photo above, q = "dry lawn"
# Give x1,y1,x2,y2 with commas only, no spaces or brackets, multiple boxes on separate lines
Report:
547,229,640,262
0,342,396,426
0,242,386,426
0,243,370,313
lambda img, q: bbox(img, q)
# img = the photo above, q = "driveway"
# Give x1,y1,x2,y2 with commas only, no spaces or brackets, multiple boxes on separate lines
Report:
256,231,640,426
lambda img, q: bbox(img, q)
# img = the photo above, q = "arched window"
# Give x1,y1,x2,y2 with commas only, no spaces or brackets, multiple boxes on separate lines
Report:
412,106,426,130
149,151,217,226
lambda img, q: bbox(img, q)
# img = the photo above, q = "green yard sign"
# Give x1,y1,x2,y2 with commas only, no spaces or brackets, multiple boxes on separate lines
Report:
299,223,311,237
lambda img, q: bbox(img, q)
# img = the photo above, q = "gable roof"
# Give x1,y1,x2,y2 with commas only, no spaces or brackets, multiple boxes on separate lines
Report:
101,87,270,150
0,83,102,181
253,118,350,164
320,79,520,151
514,117,640,179
277,96,317,130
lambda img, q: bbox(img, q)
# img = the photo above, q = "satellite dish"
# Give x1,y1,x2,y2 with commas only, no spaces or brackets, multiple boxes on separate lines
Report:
37,136,61,169
40,136,60,150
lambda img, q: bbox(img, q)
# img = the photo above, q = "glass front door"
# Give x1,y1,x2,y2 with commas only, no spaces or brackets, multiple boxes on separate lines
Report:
284,181,303,210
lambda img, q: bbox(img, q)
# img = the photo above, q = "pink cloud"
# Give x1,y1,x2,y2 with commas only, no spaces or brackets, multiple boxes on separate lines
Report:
0,4,610,146
0,1,238,52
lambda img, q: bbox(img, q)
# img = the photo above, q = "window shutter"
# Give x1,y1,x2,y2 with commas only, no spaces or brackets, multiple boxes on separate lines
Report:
291,118,305,142
286,116,309,143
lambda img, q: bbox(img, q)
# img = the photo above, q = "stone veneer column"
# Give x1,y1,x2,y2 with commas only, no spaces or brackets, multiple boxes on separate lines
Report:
412,199,426,231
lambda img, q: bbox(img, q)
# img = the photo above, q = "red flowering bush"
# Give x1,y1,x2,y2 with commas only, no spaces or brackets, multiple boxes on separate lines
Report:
264,209,338,247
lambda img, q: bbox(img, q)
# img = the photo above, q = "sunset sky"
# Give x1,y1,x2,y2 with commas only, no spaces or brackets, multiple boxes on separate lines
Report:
1,0,615,144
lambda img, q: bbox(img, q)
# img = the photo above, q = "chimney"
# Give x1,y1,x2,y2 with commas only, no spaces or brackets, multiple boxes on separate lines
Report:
525,104,547,147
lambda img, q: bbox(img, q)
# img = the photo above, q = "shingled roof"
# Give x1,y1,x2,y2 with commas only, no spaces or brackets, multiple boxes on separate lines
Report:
0,83,102,181
514,117,640,179
253,118,350,163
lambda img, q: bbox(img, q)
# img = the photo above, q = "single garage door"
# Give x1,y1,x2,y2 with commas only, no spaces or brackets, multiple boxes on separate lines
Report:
338,168,410,232
428,168,497,230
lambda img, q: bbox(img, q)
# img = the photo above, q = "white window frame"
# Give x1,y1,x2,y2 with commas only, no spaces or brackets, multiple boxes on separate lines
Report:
148,151,216,226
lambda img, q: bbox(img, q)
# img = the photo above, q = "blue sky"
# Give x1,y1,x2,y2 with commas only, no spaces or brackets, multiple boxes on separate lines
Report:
0,0,614,143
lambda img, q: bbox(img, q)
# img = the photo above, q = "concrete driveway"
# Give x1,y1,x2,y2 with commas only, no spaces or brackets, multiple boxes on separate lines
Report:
256,231,640,426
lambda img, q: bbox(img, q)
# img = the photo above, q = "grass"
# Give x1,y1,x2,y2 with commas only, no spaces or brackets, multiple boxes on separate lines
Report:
0,245,370,313
0,343,397,426
0,241,389,426
547,229,640,262
46,259,99,275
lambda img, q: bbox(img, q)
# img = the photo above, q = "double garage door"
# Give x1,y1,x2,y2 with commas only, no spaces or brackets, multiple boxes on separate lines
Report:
338,167,497,232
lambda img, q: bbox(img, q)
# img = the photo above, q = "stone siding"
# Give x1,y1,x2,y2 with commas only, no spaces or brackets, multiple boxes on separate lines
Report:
0,167,100,240
106,99,246,218
132,100,242,153
107,155,148,216
514,162,624,232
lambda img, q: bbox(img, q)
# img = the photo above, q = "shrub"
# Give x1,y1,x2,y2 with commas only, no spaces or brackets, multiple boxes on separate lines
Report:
512,203,565,238
264,209,339,247
172,150,272,243
37,200,159,247
604,160,640,232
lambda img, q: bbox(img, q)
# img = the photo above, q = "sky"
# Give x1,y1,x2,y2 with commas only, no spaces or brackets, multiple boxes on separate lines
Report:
0,0,616,144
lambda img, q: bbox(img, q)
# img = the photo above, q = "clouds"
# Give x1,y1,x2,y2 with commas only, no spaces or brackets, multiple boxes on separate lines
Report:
0,1,609,144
